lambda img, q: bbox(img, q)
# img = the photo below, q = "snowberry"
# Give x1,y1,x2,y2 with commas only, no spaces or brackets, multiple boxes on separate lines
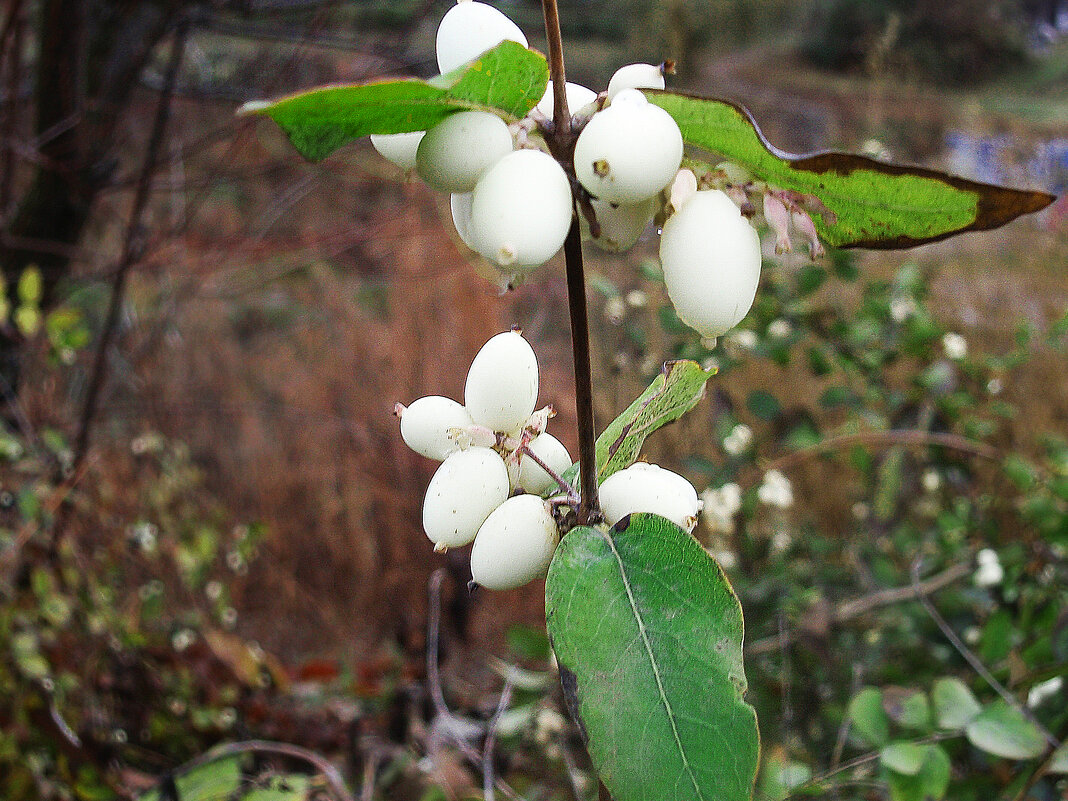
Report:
573,96,683,205
450,193,478,250
422,446,509,549
470,149,573,268
606,63,665,100
470,494,560,589
370,131,425,171
660,189,761,339
436,0,528,74
510,432,572,495
464,330,539,433
416,111,513,193
398,396,474,461
598,462,701,532
582,196,657,252
536,80,598,119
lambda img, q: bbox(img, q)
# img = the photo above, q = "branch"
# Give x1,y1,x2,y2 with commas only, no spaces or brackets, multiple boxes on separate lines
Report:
540,0,570,131
745,561,972,656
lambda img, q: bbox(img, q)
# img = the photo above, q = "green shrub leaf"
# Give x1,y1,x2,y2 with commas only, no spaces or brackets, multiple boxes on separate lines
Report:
546,514,759,801
931,677,982,729
848,687,890,747
594,359,714,481
966,701,1046,759
880,742,928,776
245,41,547,161
645,91,1055,249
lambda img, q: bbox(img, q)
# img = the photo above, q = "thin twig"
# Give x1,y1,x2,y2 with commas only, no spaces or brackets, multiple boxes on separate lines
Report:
0,0,25,219
69,16,189,478
763,429,999,473
746,561,972,656
482,675,515,801
910,560,1060,750
540,0,570,131
515,442,579,503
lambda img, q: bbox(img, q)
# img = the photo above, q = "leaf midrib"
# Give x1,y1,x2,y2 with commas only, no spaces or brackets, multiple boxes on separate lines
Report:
601,526,706,801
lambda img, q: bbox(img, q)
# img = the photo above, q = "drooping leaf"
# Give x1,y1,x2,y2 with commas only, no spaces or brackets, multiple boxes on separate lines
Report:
848,687,890,747
595,359,714,481
545,514,759,801
931,677,982,729
645,91,1055,250
966,700,1047,759
244,41,548,161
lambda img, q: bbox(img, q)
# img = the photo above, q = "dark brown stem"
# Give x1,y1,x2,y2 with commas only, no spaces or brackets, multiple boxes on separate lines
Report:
540,0,570,130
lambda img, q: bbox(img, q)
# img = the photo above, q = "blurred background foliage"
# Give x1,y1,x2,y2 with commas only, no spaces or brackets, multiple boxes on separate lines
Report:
1,0,1066,799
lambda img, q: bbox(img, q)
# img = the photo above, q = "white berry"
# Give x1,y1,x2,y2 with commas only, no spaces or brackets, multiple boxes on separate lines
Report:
606,63,665,100
436,0,528,74
536,80,598,119
573,98,682,204
416,111,512,193
470,149,573,268
510,432,572,495
470,495,560,590
423,447,509,549
598,462,701,532
450,193,478,250
660,189,761,338
399,396,474,461
464,330,539,433
370,131,425,171
582,196,657,252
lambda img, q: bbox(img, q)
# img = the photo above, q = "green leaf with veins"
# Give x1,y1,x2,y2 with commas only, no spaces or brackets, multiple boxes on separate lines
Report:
244,41,548,161
546,513,759,801
646,91,1055,249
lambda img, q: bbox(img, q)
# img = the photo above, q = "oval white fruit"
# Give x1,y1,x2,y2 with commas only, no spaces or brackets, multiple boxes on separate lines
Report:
470,494,560,589
399,395,474,461
370,131,425,171
510,432,572,495
606,63,665,100
436,1,528,74
450,193,478,250
598,462,701,531
423,447,509,548
464,330,539,433
581,195,657,252
416,111,513,193
660,189,761,338
470,149,573,268
573,101,682,204
536,80,598,119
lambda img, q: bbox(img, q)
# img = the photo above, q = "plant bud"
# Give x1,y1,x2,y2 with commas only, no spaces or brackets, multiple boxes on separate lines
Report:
659,189,761,339
423,447,509,549
370,131,425,171
464,330,539,433
510,432,572,495
416,111,513,193
470,494,560,589
436,0,528,74
599,462,702,532
398,395,474,461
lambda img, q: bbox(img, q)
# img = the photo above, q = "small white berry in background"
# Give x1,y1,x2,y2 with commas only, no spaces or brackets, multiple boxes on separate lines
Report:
921,469,941,493
700,482,742,535
470,494,560,590
767,318,792,339
469,149,573,269
606,63,666,100
573,95,683,205
973,548,1003,588
370,131,425,171
422,446,509,549
416,111,513,193
757,469,793,509
536,80,597,119
660,189,762,339
943,332,968,360
723,423,753,456
599,462,702,532
1027,676,1063,708
435,0,528,74
509,432,572,495
890,295,917,322
397,396,474,461
464,330,539,434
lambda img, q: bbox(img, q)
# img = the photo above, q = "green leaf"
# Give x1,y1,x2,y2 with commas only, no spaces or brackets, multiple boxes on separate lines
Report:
247,41,547,161
546,514,759,801
17,266,42,305
931,677,982,729
848,687,890,747
883,687,932,732
140,756,242,801
594,359,714,481
880,742,928,775
966,701,1046,759
883,745,951,801
746,390,781,421
645,91,1055,249
1050,743,1068,774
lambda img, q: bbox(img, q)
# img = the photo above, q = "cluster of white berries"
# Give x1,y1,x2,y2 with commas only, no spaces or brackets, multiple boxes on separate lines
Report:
370,0,764,341
395,330,572,590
